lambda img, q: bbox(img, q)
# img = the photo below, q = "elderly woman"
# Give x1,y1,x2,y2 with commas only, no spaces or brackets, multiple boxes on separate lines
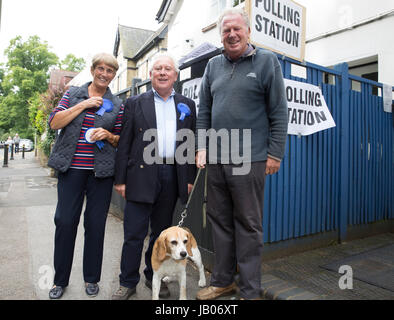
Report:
47,53,124,299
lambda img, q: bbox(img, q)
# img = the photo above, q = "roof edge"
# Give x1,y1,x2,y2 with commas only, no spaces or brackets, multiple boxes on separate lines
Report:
132,25,168,61
156,0,172,23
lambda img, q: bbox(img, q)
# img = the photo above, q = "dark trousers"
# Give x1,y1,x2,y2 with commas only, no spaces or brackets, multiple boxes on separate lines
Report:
53,169,113,287
119,164,178,289
207,162,266,299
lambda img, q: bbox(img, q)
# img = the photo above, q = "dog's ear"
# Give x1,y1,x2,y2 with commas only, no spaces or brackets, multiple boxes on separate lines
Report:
186,230,197,257
152,233,167,270
157,234,168,261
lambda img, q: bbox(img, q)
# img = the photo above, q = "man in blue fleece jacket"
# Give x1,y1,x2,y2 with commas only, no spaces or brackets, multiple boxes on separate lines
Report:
196,8,288,300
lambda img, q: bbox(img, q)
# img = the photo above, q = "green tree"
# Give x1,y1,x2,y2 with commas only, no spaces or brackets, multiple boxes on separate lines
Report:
28,88,63,156
60,53,85,72
0,64,5,137
0,35,58,138
0,63,5,96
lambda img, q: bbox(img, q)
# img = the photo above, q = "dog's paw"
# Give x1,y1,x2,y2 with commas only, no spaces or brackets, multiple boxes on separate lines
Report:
162,276,172,283
198,278,207,287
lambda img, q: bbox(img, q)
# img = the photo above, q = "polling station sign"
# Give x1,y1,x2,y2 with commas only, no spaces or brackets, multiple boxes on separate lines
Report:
285,79,336,136
246,0,306,61
182,77,335,136
182,78,202,115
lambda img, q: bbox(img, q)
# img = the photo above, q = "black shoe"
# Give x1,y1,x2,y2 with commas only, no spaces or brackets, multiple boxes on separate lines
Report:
85,283,99,297
49,285,65,299
145,279,170,298
111,285,136,300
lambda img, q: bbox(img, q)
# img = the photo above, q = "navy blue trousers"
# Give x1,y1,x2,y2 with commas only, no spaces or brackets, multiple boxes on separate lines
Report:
119,164,178,289
53,169,113,287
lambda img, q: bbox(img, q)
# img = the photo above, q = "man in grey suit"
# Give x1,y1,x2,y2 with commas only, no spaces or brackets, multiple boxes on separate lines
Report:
195,8,288,300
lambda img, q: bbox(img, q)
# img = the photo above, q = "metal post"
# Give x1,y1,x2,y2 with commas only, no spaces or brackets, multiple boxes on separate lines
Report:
131,78,142,96
22,145,25,159
10,143,14,160
3,145,8,167
34,131,37,157
333,62,350,244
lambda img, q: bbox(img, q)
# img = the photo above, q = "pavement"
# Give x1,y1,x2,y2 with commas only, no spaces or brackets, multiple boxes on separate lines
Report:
0,150,393,301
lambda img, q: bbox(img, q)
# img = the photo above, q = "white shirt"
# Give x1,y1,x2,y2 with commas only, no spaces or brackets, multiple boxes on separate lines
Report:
153,88,177,159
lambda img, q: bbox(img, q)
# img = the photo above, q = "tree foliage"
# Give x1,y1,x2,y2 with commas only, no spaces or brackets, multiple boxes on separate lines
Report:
59,53,86,72
0,35,85,142
28,89,61,156
0,64,5,96
29,86,65,136
0,36,58,139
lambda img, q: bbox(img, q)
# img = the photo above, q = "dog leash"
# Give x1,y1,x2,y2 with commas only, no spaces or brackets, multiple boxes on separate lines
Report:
202,166,208,228
177,168,206,227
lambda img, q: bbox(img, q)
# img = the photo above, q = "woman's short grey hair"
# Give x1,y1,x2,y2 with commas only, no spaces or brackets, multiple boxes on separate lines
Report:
149,52,179,73
218,7,250,34
91,53,119,71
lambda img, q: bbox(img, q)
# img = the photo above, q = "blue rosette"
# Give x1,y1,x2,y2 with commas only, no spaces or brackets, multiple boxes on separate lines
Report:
84,128,105,150
177,103,191,121
96,99,114,116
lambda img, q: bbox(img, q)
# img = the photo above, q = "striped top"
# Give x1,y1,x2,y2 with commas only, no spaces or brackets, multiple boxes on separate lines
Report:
49,90,124,170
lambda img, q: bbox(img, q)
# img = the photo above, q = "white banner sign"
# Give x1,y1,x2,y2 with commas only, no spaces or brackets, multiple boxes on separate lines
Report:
246,0,306,61
285,79,336,136
181,77,335,136
382,83,393,113
182,78,202,115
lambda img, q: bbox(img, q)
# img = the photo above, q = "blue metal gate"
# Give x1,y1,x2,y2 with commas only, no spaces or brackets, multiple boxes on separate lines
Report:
264,56,393,244
114,51,394,251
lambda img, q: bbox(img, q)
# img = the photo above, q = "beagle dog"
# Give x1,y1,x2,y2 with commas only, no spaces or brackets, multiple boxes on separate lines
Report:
151,226,206,300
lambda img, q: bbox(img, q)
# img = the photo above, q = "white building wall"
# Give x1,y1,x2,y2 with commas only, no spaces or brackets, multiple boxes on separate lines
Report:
111,48,128,93
296,0,394,85
305,16,394,75
165,0,394,86
166,0,241,61
296,0,394,38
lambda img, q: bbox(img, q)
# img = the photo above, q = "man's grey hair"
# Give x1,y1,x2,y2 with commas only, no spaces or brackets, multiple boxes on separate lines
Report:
218,7,250,34
149,52,180,73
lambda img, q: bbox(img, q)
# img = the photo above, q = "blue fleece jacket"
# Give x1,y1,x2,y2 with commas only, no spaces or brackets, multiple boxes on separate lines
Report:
196,46,288,163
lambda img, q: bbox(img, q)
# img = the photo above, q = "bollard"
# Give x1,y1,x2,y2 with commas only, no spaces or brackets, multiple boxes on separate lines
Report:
3,145,9,167
22,145,25,159
10,143,14,160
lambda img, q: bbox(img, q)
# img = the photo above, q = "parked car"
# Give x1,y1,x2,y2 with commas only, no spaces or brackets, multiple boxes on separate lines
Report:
19,139,34,152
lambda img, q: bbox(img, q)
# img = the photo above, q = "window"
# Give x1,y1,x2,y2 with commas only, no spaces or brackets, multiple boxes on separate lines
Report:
232,0,245,6
207,0,228,24
204,0,246,31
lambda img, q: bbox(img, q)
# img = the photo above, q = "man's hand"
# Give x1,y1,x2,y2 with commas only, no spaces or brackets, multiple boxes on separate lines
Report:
195,150,206,169
265,157,281,175
114,184,126,199
188,184,193,194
